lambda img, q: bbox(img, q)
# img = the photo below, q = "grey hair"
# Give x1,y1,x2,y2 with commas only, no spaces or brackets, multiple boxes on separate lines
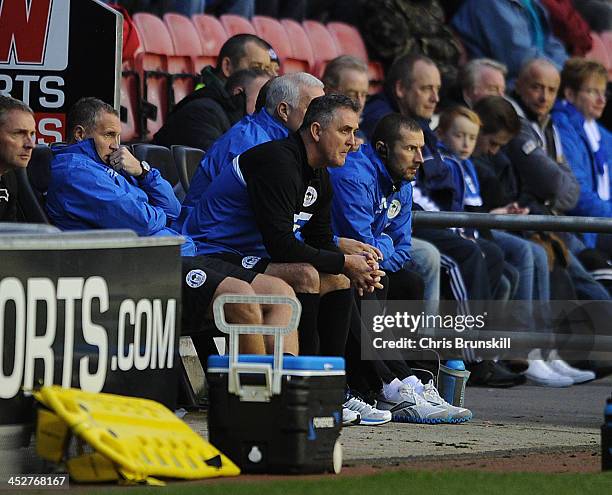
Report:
460,58,508,92
0,95,33,126
322,55,368,89
67,97,118,139
264,72,323,114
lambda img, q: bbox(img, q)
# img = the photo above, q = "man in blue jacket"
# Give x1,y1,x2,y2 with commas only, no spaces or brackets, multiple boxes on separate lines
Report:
46,97,298,357
177,72,325,228
330,113,419,287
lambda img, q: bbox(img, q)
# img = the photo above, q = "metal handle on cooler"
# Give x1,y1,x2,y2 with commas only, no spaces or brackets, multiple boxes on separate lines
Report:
212,294,301,400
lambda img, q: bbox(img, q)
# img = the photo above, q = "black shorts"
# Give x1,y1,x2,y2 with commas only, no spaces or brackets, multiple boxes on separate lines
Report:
181,255,258,335
207,252,271,274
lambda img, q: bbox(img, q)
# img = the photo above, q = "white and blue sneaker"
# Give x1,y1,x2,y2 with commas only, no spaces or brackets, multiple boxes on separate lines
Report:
422,380,472,423
376,384,449,424
342,407,361,427
343,396,392,426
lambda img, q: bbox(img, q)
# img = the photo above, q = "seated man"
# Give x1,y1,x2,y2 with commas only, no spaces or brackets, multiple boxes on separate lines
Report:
179,95,384,357
179,72,325,220
154,68,271,151
46,97,298,357
0,96,35,222
329,112,472,423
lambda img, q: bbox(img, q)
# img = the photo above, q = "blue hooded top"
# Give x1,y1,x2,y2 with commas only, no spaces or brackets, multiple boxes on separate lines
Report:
176,108,290,230
329,142,413,272
46,138,195,256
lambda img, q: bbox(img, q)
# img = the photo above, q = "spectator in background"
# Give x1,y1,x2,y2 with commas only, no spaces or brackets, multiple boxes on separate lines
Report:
506,58,611,303
0,96,35,222
552,58,612,255
322,56,370,120
451,0,568,85
460,58,508,108
154,68,271,151
508,58,579,215
198,34,272,92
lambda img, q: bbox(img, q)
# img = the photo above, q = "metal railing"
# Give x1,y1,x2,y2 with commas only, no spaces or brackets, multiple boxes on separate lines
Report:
412,211,612,234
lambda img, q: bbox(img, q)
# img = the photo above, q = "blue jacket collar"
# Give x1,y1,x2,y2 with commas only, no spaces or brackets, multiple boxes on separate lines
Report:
53,138,106,165
361,141,406,191
253,108,290,141
553,99,585,129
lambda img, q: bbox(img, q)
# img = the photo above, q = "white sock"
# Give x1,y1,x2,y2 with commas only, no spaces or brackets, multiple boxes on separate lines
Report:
402,375,424,394
382,378,403,400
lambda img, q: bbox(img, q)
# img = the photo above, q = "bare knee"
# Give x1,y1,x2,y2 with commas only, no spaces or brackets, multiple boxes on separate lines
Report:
251,274,296,297
213,277,262,325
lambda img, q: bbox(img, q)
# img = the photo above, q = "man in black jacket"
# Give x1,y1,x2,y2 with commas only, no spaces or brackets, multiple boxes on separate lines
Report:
0,96,35,222
154,68,271,151
185,95,384,357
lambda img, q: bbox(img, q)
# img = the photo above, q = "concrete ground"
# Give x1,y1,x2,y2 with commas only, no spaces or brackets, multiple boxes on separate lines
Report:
185,376,612,466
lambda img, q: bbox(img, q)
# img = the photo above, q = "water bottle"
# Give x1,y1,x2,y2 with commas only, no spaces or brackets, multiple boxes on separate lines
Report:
438,360,470,407
602,395,612,471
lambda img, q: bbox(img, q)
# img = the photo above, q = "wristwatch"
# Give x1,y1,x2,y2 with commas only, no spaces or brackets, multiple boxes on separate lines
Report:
137,160,151,180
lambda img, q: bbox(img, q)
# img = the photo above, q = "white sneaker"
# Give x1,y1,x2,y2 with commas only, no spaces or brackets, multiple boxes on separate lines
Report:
343,396,392,426
524,359,573,387
376,384,449,424
547,351,596,384
422,380,472,423
342,407,361,427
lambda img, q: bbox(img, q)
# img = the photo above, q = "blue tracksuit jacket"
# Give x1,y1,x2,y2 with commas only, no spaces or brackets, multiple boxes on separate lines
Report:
46,139,195,256
329,143,413,272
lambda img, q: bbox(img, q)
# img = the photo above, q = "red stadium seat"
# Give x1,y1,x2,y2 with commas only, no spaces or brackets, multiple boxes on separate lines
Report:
586,32,612,79
302,20,340,77
164,13,207,71
326,22,368,61
120,71,141,142
252,16,308,74
280,19,315,74
192,14,228,70
220,14,256,37
132,13,173,138
133,13,197,136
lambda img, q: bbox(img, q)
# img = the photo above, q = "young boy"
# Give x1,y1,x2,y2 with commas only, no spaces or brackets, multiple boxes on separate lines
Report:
436,106,484,216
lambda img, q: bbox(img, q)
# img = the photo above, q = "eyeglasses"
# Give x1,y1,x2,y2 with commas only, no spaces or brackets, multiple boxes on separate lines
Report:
579,88,610,99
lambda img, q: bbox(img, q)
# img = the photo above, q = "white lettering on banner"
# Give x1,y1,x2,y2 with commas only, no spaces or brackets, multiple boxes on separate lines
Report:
0,278,26,399
117,299,135,372
24,278,57,392
0,0,70,71
0,75,65,109
56,277,84,388
38,118,63,142
80,277,109,392
151,299,175,369
0,276,177,399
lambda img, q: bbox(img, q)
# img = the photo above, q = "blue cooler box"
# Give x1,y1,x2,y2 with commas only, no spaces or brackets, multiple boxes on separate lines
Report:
207,354,345,474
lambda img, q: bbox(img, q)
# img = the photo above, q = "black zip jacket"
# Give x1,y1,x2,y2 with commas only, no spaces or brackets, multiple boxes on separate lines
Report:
239,133,345,273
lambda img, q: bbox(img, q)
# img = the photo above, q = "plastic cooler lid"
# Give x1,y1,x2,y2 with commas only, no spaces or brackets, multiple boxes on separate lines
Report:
207,354,345,371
